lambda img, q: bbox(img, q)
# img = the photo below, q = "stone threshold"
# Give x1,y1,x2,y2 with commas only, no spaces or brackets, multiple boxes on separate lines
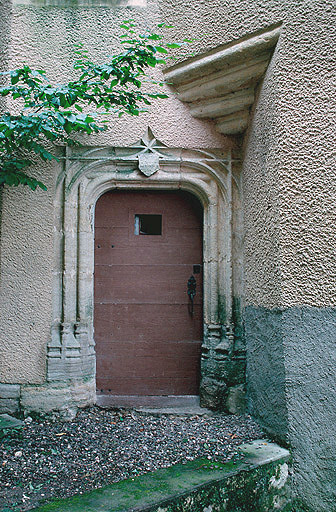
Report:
97,394,213,416
96,394,201,409
31,440,291,512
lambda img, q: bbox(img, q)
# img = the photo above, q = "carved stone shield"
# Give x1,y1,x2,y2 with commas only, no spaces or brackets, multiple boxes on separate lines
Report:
138,152,160,176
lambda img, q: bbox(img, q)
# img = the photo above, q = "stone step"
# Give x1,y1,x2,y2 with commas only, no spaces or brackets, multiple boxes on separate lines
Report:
31,440,291,512
134,406,213,416
0,414,24,437
97,393,213,416
96,394,201,409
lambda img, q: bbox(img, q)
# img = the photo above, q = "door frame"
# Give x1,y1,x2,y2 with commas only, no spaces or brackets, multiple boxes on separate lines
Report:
48,129,242,409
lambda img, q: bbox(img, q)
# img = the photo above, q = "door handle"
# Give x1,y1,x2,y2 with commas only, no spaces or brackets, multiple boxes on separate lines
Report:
187,275,196,315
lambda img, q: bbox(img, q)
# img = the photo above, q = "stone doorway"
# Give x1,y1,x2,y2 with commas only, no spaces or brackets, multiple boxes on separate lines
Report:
44,130,244,415
94,190,203,405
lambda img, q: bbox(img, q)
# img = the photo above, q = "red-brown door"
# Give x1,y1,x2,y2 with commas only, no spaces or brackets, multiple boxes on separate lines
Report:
94,190,203,396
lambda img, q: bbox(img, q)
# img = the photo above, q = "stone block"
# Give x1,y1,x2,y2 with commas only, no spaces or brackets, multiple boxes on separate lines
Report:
70,379,96,406
0,383,20,399
20,379,96,415
21,384,71,413
200,377,227,410
0,398,20,415
226,384,246,414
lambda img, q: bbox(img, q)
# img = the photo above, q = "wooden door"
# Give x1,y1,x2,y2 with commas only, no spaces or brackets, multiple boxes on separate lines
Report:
94,190,203,396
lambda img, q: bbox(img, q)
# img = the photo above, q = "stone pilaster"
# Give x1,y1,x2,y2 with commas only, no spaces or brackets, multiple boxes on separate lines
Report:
200,323,246,413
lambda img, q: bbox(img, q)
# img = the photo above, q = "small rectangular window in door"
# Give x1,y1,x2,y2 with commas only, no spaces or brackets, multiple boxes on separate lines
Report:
134,214,162,235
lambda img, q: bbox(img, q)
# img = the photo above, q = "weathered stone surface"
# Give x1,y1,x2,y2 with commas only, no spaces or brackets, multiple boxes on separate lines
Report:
0,384,21,413
21,384,71,413
226,384,246,415
189,88,255,119
0,383,20,399
20,379,96,415
31,440,291,511
0,398,20,415
97,394,201,409
199,377,227,410
213,358,245,386
177,58,269,103
164,26,281,135
216,110,250,135
164,26,281,86
0,413,24,434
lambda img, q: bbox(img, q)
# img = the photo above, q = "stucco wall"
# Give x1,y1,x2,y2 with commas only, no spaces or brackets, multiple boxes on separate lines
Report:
241,1,336,310
159,0,335,301
242,3,336,511
0,0,11,81
160,1,336,510
1,0,336,510
0,0,12,267
0,166,54,384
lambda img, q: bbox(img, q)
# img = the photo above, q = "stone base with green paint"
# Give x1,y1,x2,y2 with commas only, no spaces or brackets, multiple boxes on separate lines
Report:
32,440,291,512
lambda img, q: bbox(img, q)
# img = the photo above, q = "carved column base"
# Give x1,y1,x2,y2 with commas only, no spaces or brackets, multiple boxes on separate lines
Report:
47,322,95,382
200,323,246,413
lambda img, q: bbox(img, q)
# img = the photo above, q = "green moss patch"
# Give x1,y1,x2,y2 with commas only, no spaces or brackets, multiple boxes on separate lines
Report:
32,441,291,512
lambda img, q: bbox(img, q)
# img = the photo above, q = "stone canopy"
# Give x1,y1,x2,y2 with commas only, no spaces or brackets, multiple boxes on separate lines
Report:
164,25,281,135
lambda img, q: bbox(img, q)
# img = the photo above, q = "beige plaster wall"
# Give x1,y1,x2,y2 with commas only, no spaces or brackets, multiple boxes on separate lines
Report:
7,0,229,148
243,0,336,309
160,0,336,309
0,163,54,383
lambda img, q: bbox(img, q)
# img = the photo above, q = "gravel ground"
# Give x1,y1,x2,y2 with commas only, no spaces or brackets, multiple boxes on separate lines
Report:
0,407,265,512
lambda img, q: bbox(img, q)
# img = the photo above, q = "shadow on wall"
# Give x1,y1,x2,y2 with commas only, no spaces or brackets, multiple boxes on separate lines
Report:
245,306,289,443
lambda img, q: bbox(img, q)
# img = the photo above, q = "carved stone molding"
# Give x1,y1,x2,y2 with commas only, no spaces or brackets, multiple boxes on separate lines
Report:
47,128,243,410
164,25,281,135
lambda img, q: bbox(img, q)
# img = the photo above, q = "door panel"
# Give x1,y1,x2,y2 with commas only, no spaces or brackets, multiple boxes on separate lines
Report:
95,265,203,303
94,304,203,342
94,190,203,396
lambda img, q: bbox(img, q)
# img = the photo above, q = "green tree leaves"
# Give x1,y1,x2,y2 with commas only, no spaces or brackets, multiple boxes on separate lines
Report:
0,21,186,191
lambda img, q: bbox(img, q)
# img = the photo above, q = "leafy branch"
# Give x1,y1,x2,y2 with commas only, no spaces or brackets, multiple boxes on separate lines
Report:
0,21,190,191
